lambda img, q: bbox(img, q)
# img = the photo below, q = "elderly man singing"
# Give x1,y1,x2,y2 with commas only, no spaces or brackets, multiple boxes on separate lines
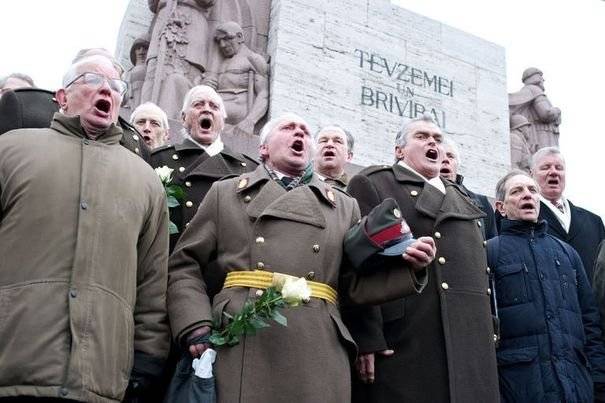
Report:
0,55,170,402
166,113,436,403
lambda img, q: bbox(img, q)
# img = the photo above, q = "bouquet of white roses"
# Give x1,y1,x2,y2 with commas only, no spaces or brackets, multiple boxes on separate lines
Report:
154,166,185,234
209,276,312,347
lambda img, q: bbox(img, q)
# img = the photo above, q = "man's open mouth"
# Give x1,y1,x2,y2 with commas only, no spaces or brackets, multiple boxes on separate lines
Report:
143,135,152,144
426,149,439,161
95,99,111,114
520,202,535,211
199,117,213,130
290,139,304,153
547,178,559,186
323,149,336,157
440,167,451,174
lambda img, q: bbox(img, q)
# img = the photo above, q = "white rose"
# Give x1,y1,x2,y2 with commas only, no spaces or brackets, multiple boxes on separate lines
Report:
280,277,311,306
155,166,174,183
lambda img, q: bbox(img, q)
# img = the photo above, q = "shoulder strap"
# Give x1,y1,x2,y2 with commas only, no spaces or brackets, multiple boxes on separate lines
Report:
487,236,501,270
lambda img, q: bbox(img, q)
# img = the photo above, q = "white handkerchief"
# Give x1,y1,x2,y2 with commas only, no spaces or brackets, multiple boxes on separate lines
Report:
192,348,217,379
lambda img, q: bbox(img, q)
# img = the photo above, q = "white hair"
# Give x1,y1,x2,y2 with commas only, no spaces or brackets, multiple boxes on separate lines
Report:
181,85,227,119
395,113,442,148
259,113,308,145
442,137,462,167
130,102,170,129
62,54,120,89
531,146,564,170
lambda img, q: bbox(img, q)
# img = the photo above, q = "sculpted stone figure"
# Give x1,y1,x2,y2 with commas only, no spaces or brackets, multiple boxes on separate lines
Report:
123,37,150,111
206,21,268,136
509,67,561,151
141,0,216,120
509,114,532,172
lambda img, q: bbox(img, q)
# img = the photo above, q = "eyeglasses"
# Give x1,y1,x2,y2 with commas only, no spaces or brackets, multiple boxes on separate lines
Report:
66,72,128,96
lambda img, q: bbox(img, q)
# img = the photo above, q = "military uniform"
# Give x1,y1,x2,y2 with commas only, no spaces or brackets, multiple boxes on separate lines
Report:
345,163,500,403
151,138,258,251
319,172,349,190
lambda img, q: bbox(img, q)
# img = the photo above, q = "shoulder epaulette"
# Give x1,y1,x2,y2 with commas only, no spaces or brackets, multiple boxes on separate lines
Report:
357,164,393,176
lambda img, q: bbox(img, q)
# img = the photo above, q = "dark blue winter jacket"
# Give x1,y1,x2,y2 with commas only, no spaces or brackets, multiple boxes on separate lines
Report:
489,219,605,403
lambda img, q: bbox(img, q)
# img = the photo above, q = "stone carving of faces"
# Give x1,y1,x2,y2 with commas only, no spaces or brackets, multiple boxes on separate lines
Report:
215,23,244,58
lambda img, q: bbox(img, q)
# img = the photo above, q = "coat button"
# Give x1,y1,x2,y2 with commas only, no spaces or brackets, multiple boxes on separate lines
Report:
60,387,69,396
185,201,193,208
438,257,446,265
313,244,320,253
257,262,265,269
493,334,498,342
69,289,77,298
185,222,190,227
241,162,247,167
441,282,449,290
410,190,419,197
434,231,441,239
244,195,252,203
486,267,491,274
483,240,487,247
80,202,88,210
477,220,482,227
306,271,315,280
256,236,265,244
255,290,264,297
185,181,192,187
487,288,492,295
179,166,185,172
172,154,179,160
133,134,139,141
135,147,140,154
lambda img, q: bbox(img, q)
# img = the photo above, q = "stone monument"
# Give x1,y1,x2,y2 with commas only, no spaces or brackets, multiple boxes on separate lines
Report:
122,36,149,113
117,0,510,196
508,67,561,152
509,114,532,172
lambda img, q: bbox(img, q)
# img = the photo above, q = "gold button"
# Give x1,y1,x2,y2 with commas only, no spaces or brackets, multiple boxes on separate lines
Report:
179,166,185,173
257,262,265,269
135,147,140,153
185,201,193,208
172,154,179,160
133,134,139,141
434,231,441,239
477,220,482,227
483,240,487,247
244,195,252,203
410,190,419,197
438,257,446,265
441,282,449,290
487,288,492,295
313,244,320,253
393,209,401,218
486,267,491,274
241,162,247,167
306,271,315,280
493,334,498,342
256,236,265,244
185,181,192,187
185,222,190,227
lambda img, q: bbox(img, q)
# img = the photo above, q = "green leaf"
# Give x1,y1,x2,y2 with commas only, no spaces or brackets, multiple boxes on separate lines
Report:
167,185,186,201
209,334,226,346
250,317,269,329
168,221,179,234
166,195,180,208
271,310,288,327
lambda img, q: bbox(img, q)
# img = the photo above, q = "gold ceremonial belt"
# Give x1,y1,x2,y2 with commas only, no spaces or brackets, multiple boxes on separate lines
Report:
223,270,338,304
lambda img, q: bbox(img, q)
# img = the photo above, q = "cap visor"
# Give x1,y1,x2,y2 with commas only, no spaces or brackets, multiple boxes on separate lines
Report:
379,238,416,257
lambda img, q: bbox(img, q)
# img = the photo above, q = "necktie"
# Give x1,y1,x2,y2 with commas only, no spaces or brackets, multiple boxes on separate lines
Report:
553,200,565,214
281,176,293,187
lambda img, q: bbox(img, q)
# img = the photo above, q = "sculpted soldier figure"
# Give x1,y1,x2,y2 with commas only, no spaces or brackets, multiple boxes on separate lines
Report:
509,67,561,150
141,0,216,120
509,114,532,172
166,112,436,403
150,85,258,251
123,36,150,111
207,21,269,136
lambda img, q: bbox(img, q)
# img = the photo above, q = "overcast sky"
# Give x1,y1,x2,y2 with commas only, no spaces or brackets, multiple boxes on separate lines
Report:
1,0,603,217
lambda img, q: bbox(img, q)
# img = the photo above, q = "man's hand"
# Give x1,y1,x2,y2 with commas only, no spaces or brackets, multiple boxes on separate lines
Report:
186,325,211,358
355,349,394,384
402,236,436,271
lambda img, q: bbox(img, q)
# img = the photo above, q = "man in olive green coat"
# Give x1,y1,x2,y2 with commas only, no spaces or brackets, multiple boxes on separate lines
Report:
166,113,436,403
0,55,170,402
345,114,499,403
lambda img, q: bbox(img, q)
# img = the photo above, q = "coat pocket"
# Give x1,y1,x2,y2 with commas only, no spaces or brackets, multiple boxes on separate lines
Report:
497,346,542,402
495,263,531,307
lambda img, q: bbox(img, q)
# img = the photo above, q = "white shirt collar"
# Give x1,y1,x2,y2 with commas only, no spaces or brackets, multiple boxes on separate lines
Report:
397,160,445,194
540,195,571,232
185,134,224,157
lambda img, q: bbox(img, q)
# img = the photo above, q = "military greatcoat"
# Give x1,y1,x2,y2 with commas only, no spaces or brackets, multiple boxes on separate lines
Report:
151,138,258,251
167,165,425,403
346,164,500,403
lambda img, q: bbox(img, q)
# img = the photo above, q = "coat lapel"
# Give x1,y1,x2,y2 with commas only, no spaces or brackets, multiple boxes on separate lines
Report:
434,182,485,226
539,201,567,238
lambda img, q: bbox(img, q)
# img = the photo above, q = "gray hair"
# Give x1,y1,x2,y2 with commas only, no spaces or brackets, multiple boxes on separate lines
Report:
181,85,227,119
0,72,35,89
62,54,121,88
495,169,535,201
72,48,124,76
316,124,355,153
395,113,440,148
130,102,169,129
442,137,462,167
259,112,308,145
530,146,564,171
